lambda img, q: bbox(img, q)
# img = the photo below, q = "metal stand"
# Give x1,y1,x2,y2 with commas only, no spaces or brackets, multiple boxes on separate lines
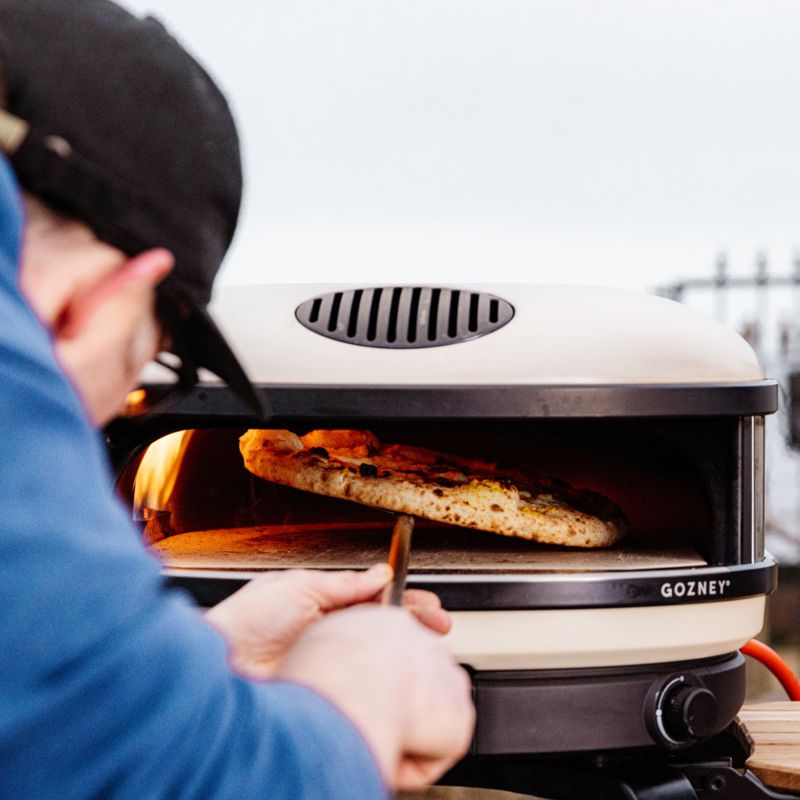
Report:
441,722,800,800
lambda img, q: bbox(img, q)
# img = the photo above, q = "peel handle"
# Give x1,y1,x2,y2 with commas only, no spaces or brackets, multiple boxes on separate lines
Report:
381,515,414,606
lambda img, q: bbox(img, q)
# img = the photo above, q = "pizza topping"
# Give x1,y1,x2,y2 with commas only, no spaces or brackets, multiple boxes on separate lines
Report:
359,463,379,478
301,429,379,459
253,429,303,455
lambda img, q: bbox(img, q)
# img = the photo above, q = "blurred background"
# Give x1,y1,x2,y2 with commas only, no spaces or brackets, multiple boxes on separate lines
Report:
121,0,798,291
122,0,799,699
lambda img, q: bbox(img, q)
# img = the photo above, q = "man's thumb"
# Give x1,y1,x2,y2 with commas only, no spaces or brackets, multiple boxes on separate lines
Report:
315,563,393,611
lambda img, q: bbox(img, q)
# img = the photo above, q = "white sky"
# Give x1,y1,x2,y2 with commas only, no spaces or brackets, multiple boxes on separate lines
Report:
122,1,799,294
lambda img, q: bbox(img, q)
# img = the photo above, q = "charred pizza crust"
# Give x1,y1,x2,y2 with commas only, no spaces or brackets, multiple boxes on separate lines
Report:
239,429,625,548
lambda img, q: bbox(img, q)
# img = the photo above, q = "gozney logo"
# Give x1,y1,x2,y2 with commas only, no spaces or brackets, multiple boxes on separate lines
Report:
660,579,731,599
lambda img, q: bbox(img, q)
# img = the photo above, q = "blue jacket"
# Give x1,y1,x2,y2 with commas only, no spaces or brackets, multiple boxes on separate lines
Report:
0,160,386,799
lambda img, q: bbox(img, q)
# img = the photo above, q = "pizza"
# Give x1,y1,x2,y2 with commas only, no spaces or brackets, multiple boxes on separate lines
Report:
239,429,626,548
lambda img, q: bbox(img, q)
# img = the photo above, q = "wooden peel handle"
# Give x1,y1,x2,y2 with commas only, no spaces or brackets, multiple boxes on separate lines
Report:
381,515,414,606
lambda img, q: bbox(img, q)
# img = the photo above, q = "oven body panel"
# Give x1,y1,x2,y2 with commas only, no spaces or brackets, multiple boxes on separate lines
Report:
195,284,767,387
471,653,746,755
446,597,766,671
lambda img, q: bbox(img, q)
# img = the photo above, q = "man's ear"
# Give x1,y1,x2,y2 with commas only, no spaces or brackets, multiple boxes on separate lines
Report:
55,248,174,339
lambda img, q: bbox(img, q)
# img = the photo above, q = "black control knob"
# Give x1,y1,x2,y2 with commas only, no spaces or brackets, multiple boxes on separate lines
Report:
662,685,719,741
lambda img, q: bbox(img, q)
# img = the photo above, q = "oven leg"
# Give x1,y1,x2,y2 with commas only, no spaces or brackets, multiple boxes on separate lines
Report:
440,755,699,800
669,760,800,800
440,751,800,800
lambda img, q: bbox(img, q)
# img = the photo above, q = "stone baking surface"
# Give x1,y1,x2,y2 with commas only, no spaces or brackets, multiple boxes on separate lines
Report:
151,524,705,572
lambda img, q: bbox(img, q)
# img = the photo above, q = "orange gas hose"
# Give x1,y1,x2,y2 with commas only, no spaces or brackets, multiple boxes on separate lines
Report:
741,639,800,701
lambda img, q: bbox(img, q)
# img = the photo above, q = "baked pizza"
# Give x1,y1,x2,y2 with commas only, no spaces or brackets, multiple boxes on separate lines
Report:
239,429,626,548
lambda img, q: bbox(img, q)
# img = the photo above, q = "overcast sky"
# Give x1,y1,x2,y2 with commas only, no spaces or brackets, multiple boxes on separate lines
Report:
122,1,799,295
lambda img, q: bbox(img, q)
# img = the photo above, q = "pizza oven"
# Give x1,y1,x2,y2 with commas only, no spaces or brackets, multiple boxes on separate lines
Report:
108,284,777,779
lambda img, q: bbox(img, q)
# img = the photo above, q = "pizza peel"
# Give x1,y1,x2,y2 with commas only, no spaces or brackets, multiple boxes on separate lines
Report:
381,514,414,606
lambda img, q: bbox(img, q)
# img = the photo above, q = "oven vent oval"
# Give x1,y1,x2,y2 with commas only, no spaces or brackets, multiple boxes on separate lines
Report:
295,287,515,348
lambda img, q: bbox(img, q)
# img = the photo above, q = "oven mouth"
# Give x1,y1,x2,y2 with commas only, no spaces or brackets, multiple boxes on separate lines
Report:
122,421,716,554
116,415,771,611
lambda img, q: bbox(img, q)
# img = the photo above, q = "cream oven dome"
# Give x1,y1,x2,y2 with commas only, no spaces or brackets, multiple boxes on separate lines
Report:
156,283,764,386
118,283,777,760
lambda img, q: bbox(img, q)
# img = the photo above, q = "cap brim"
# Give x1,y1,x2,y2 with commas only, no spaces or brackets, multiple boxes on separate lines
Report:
174,302,266,417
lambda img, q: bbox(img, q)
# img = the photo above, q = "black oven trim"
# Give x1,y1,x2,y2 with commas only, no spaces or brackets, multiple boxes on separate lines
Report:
410,558,775,610
165,558,776,610
137,381,778,421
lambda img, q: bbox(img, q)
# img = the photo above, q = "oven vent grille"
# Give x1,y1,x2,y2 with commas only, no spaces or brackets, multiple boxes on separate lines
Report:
295,287,515,348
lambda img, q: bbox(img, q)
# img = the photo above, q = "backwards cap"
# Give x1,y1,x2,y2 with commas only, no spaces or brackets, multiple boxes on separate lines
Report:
0,0,263,415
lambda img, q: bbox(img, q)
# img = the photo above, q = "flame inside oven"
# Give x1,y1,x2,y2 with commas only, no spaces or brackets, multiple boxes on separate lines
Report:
133,430,193,542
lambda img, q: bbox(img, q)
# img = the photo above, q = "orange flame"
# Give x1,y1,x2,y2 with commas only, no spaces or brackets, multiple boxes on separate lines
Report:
124,389,148,416
133,430,193,513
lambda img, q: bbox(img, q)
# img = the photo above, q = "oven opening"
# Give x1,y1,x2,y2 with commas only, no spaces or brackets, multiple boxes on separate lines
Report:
117,420,716,574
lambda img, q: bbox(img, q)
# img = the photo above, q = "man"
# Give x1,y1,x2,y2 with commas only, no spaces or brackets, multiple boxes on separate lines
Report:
0,1,474,798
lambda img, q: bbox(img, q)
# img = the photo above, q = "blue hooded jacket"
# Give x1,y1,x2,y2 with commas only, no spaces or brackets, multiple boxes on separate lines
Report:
0,159,385,800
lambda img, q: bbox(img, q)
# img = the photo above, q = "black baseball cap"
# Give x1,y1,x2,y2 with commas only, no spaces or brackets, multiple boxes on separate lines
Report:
0,0,264,416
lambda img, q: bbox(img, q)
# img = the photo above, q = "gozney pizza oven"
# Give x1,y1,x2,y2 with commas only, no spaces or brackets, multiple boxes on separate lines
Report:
108,284,777,764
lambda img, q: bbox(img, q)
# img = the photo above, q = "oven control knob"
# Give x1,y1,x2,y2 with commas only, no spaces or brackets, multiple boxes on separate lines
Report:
662,685,719,741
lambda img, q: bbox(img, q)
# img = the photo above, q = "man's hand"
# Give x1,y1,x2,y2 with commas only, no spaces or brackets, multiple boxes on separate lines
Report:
276,605,475,790
205,565,450,680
